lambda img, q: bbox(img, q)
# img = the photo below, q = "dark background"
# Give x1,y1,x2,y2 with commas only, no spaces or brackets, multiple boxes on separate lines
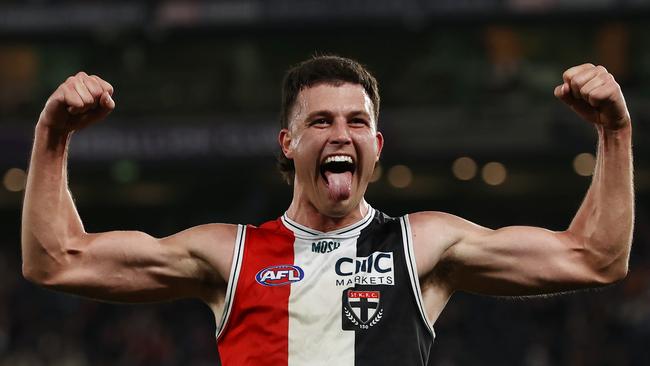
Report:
1,1,649,365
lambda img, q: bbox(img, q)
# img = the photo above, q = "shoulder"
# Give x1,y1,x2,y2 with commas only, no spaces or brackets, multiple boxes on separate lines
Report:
408,210,457,224
406,211,487,276
408,211,478,238
164,223,240,285
173,223,240,248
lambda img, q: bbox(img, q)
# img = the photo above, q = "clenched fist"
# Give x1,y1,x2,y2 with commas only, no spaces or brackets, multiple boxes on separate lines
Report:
37,72,115,132
554,64,630,130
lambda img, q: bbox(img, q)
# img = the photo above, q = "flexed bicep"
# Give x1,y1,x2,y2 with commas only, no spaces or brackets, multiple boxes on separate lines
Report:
25,223,237,303
410,211,624,298
22,73,238,304
442,224,615,296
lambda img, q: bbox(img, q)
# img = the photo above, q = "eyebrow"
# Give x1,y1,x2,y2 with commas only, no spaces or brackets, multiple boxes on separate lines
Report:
304,110,372,121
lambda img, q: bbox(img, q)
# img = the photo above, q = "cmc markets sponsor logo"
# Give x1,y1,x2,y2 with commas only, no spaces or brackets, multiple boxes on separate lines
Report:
342,288,384,331
255,264,304,286
311,240,340,254
334,252,394,286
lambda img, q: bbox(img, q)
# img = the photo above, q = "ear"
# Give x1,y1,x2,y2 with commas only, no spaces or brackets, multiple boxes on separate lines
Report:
374,131,384,162
278,128,294,159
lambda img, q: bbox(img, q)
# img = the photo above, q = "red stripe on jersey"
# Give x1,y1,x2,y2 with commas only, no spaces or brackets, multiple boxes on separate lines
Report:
218,219,295,366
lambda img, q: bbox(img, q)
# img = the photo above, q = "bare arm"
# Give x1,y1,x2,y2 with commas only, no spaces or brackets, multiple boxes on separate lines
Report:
21,73,236,303
413,64,633,297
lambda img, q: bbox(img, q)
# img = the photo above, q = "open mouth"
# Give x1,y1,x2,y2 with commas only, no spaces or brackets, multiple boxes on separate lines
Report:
319,155,356,201
320,155,356,183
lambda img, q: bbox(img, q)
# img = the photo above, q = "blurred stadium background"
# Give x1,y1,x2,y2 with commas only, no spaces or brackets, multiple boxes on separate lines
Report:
1,0,650,365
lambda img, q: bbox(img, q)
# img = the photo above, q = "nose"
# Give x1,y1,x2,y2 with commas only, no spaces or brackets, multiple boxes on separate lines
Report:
329,118,352,145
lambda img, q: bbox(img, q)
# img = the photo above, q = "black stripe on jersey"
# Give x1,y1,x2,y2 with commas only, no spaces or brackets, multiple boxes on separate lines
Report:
349,211,433,366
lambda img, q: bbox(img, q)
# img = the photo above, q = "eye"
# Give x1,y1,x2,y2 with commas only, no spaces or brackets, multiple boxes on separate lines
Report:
310,118,329,126
350,118,369,126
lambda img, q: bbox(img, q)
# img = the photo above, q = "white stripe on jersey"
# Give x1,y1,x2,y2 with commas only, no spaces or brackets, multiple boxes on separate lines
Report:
401,215,435,337
283,207,375,366
216,224,246,339
288,235,357,366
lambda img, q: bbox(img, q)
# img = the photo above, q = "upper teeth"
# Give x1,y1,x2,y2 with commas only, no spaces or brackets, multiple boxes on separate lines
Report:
325,155,353,164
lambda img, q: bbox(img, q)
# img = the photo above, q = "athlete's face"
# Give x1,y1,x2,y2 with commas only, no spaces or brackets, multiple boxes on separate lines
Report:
279,82,383,217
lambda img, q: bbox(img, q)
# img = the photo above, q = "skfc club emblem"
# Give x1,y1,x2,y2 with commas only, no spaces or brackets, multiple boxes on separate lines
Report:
255,264,304,286
342,288,384,330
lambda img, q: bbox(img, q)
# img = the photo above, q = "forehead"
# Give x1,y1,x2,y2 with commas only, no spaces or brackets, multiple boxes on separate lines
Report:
290,82,374,125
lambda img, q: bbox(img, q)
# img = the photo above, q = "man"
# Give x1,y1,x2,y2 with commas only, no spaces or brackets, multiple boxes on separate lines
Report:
21,56,633,365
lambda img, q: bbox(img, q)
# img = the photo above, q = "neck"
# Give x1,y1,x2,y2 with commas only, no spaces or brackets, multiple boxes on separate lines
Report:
285,183,369,232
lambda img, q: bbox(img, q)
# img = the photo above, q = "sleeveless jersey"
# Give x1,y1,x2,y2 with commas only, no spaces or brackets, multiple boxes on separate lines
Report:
216,207,434,365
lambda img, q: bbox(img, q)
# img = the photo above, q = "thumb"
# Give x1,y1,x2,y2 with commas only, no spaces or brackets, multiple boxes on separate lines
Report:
554,82,587,110
91,91,115,121
554,82,598,124
73,92,115,129
101,91,115,110
554,83,573,105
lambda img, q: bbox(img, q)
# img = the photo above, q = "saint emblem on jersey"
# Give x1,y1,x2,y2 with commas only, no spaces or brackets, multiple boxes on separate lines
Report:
342,288,384,330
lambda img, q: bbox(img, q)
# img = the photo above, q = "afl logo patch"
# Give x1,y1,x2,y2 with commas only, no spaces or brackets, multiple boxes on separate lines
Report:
255,265,304,286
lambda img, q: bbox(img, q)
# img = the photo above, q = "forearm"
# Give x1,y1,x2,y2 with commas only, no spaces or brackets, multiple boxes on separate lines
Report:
568,123,634,274
21,123,85,280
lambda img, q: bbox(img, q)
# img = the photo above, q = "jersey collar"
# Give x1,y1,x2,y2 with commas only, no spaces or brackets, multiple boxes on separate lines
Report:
281,205,375,238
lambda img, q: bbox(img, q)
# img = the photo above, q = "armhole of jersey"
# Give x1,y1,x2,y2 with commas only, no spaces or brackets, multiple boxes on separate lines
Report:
215,224,246,340
400,215,436,339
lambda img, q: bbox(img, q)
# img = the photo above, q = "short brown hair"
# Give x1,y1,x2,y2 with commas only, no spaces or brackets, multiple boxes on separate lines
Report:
277,55,380,184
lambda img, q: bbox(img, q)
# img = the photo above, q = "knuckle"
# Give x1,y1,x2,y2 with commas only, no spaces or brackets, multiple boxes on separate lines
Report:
606,84,620,97
89,76,102,87
76,71,88,77
586,88,598,98
69,97,83,107
92,75,112,89
596,65,608,73
87,80,102,93
62,84,75,95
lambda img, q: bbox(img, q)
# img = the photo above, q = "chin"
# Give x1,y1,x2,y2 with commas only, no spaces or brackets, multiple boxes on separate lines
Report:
319,196,360,218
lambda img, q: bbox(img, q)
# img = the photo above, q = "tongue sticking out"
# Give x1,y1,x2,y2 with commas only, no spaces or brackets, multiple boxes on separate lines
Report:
324,171,352,201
